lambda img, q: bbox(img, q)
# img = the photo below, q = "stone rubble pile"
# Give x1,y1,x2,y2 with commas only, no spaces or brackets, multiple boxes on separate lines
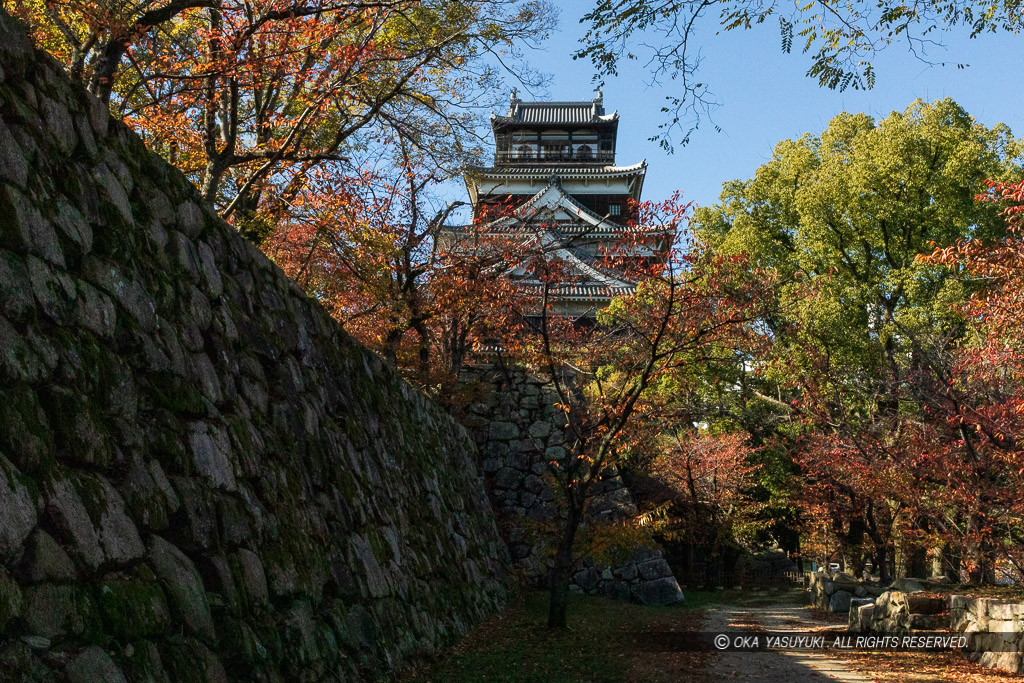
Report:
809,570,884,613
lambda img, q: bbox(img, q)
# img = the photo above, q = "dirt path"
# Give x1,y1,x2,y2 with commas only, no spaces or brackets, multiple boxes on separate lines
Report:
704,603,871,682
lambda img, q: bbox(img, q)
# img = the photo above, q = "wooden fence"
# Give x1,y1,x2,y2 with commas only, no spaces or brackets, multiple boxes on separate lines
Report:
675,569,808,589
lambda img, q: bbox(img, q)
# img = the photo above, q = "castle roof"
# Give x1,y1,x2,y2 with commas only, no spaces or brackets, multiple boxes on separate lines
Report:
479,181,667,239
464,161,647,206
491,93,617,127
441,180,672,301
469,162,646,180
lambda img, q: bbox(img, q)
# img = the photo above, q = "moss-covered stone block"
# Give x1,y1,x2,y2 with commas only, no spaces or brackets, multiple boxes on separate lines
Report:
0,567,23,632
159,637,225,683
97,565,171,640
40,386,112,466
0,641,55,682
118,639,171,683
22,583,103,644
18,529,76,583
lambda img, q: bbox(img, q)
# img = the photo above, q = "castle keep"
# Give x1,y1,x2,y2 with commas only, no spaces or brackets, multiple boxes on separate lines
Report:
451,92,671,318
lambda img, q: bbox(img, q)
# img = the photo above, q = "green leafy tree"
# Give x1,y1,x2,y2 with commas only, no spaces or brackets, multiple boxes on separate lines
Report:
693,98,1021,579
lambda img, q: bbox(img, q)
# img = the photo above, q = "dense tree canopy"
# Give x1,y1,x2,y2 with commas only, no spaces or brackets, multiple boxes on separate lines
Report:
697,98,1018,370
7,0,556,239
692,98,1022,581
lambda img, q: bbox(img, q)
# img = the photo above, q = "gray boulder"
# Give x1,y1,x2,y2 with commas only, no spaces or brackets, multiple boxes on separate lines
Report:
830,590,853,613
888,577,926,593
66,646,127,683
632,577,685,605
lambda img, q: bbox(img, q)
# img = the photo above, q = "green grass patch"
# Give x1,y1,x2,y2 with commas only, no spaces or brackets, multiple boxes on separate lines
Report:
405,589,706,683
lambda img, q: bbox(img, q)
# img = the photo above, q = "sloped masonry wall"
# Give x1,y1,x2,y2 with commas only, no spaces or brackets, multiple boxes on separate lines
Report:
456,364,684,606
0,12,509,682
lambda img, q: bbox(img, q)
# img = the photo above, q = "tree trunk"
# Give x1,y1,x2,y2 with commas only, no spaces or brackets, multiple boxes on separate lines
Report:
873,543,892,584
864,500,892,583
970,544,998,585
906,544,929,579
88,38,128,102
548,499,582,629
933,543,960,582
230,187,272,244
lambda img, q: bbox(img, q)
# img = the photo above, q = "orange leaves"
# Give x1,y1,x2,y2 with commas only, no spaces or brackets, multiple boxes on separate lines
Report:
17,0,556,243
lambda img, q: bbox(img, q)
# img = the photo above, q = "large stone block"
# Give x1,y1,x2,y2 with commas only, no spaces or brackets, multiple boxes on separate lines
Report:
572,567,600,592
0,454,36,561
829,590,853,613
905,594,946,615
0,568,22,633
631,577,684,606
65,646,127,683
987,601,1024,620
849,602,875,633
46,475,104,569
907,613,946,630
23,583,100,641
19,529,76,582
91,474,145,564
488,422,519,441
147,536,215,642
978,650,1023,674
888,577,926,593
637,559,672,581
97,565,172,639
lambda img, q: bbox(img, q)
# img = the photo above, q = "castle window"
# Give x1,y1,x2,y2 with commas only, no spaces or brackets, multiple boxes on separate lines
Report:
609,203,621,216
542,144,566,160
516,145,533,160
577,145,593,161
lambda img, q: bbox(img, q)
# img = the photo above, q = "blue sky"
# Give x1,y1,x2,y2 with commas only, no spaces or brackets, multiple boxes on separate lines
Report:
510,0,1024,210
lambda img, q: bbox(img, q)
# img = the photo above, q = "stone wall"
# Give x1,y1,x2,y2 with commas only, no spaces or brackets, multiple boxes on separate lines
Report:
847,588,947,634
950,595,1024,674
808,571,883,613
844,586,1024,676
457,364,684,606
0,11,509,681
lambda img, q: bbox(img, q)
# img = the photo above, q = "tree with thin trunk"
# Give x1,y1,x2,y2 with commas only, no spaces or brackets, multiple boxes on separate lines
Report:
262,146,529,396
497,194,773,627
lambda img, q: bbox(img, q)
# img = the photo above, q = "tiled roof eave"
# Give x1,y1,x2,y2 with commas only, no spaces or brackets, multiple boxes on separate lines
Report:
519,285,636,298
467,164,647,180
490,102,619,126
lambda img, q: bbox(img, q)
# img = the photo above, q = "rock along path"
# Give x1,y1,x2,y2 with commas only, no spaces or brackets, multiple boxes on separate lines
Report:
704,602,872,682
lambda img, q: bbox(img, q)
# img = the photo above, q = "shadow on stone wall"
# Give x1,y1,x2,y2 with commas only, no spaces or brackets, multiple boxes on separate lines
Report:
0,11,510,681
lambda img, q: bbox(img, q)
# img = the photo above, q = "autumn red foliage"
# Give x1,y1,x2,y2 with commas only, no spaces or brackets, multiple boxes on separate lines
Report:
261,157,531,396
